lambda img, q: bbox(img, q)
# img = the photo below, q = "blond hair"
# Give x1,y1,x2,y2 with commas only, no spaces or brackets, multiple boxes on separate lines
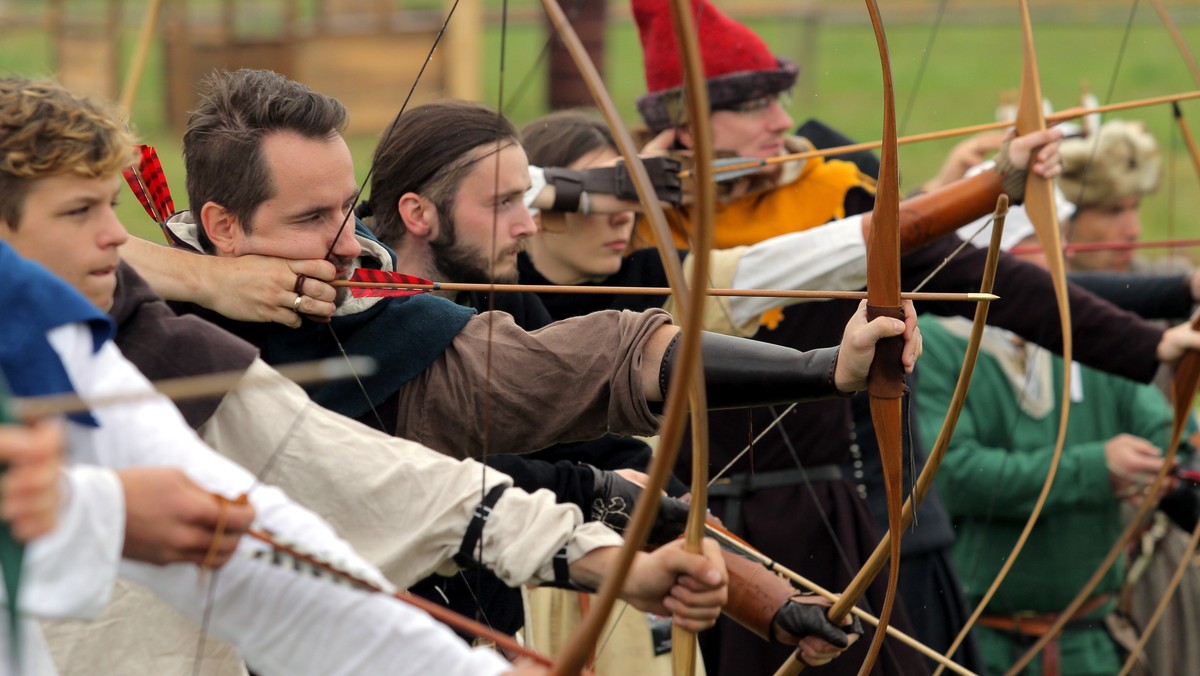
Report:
0,78,134,227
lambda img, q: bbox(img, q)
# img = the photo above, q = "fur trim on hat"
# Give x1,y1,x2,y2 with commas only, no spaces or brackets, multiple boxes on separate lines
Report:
1058,119,1160,209
636,57,798,133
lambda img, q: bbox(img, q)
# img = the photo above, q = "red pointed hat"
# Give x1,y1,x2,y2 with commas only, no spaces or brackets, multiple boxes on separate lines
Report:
633,0,797,132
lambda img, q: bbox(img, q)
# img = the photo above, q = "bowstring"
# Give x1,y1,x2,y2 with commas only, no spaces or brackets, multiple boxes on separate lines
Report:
898,0,949,137
503,0,589,115
316,0,465,434
462,0,511,642
1061,0,1140,245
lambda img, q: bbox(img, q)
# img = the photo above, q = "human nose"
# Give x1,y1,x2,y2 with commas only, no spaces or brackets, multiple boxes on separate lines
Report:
512,207,538,239
1123,212,1142,240
99,207,129,248
765,99,793,133
611,210,635,230
331,220,361,259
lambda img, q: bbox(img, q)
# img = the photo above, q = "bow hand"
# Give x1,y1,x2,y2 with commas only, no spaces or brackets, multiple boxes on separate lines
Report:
835,299,921,393
773,595,863,666
118,467,255,568
0,418,64,543
993,127,1065,203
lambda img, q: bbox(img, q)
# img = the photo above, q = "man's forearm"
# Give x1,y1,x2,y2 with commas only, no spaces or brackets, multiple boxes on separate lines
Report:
121,237,210,306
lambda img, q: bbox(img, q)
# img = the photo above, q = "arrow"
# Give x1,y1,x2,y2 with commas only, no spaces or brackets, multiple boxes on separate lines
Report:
334,268,997,303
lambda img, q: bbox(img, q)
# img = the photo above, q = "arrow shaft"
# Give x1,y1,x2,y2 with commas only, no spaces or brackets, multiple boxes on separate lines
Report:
334,279,995,302
688,90,1200,179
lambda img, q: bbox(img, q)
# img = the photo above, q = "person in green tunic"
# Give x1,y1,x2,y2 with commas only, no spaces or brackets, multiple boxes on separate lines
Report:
916,305,1176,675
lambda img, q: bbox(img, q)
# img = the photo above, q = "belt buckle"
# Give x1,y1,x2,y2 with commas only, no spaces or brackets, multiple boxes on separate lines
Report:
1011,610,1041,635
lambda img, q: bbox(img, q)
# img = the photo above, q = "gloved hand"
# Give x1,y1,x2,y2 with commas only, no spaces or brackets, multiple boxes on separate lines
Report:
609,156,682,206
587,464,690,546
1160,467,1200,532
772,595,862,667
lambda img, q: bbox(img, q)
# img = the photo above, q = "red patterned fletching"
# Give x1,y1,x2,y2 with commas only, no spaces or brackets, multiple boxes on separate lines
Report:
122,145,175,226
122,164,155,220
139,145,175,220
346,269,434,298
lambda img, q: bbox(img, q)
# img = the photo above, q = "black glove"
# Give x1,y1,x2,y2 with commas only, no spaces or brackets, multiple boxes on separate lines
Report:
587,465,690,546
1160,472,1200,532
544,157,683,212
771,597,863,648
609,156,683,206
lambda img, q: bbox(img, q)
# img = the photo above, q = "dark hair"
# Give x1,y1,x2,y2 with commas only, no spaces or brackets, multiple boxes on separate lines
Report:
520,109,616,170
367,100,517,247
0,78,133,228
183,69,348,252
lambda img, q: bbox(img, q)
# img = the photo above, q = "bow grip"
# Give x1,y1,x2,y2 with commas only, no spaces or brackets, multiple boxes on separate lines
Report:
866,303,906,399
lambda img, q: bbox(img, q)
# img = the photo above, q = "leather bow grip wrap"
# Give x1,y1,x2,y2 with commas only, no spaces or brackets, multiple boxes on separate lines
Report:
866,305,906,399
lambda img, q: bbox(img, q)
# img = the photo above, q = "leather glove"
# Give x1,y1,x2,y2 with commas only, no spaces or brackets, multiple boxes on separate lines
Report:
1160,467,1200,532
587,464,690,546
771,595,863,648
609,156,682,206
544,156,683,211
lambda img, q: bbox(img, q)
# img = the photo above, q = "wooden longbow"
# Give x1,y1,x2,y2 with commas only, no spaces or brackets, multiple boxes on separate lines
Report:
774,2,906,674
539,0,713,672
932,3,1078,672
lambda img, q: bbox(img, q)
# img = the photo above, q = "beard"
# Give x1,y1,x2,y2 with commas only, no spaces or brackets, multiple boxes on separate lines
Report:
330,253,357,306
429,211,522,284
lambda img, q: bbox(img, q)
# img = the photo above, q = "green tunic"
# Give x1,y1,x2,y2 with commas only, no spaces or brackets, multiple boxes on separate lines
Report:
916,316,1173,675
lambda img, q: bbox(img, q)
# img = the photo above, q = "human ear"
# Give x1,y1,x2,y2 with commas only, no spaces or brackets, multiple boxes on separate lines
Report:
397,193,436,239
199,202,242,255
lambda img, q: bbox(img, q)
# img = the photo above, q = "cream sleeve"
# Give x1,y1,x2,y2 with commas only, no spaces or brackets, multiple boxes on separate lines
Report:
202,358,624,587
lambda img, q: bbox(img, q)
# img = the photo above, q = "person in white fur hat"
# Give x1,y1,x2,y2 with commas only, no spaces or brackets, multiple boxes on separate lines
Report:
1058,119,1161,273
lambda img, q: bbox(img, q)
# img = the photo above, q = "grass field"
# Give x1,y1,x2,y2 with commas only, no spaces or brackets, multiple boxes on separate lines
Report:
2,1,1199,260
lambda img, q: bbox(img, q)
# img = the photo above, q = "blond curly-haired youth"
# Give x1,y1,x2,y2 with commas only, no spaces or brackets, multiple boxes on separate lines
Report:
0,78,134,228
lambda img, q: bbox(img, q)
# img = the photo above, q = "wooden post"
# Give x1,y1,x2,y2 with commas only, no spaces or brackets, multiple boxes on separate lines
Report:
444,0,482,101
546,0,606,110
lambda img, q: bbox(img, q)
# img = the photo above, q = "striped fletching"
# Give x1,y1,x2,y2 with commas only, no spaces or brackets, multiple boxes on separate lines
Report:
121,145,175,228
345,269,436,298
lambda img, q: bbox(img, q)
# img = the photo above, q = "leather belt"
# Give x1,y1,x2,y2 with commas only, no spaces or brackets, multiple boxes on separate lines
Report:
978,594,1112,676
710,465,842,533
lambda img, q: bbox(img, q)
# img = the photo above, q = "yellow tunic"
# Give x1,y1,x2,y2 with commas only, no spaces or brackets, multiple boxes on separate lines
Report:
635,137,874,329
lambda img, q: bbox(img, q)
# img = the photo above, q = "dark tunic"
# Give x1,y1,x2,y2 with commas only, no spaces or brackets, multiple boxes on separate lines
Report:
111,263,258,429
1068,272,1194,321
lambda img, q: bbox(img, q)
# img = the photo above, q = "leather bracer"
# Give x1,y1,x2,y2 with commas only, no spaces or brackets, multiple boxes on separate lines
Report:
659,332,846,409
862,169,1006,254
722,551,795,641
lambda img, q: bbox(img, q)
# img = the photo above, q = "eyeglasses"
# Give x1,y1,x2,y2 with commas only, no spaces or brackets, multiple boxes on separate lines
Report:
719,90,793,115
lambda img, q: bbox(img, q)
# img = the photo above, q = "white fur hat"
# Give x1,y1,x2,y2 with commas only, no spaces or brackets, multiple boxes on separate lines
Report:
1058,119,1160,209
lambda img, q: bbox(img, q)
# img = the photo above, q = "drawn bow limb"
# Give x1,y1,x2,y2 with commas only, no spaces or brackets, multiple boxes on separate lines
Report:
1115,21,1200,668
660,0,716,674
539,1,712,673
775,2,905,674
931,4,1077,672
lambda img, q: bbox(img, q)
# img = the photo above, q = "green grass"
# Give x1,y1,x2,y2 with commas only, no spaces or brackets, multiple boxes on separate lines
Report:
2,3,1199,255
